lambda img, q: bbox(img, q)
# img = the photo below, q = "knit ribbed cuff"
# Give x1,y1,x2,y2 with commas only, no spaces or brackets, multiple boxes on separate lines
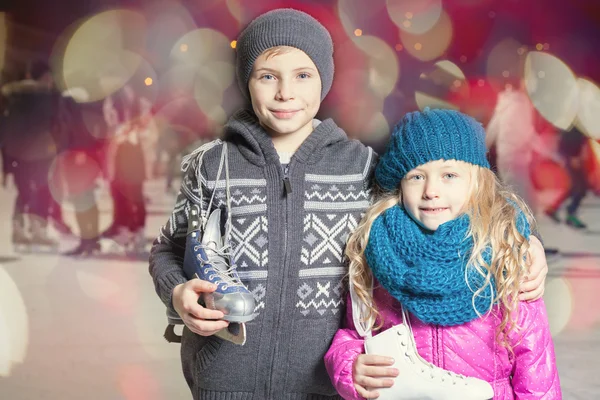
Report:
283,394,342,400
194,390,253,400
157,269,188,312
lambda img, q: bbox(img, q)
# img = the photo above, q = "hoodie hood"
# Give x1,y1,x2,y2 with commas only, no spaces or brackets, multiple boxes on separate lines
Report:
223,109,348,166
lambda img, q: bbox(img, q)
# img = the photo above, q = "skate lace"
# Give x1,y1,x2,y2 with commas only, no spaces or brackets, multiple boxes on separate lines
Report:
194,243,244,289
425,362,468,385
401,308,469,386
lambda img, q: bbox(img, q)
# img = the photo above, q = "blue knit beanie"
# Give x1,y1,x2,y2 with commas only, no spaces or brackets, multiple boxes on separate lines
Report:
375,108,490,191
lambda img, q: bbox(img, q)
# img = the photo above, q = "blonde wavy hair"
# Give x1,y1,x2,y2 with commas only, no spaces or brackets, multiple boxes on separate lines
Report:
347,165,535,351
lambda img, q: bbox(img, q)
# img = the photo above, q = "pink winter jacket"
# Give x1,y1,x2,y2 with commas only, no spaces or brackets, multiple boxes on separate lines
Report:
325,286,561,399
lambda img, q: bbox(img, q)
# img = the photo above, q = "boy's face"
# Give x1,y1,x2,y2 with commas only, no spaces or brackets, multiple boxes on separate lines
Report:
248,47,322,139
400,159,473,231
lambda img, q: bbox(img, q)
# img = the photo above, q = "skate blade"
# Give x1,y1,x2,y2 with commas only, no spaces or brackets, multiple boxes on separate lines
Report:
215,322,246,346
222,313,258,323
163,324,182,343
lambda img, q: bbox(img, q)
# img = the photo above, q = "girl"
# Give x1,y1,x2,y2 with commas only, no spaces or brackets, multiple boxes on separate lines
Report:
325,108,560,399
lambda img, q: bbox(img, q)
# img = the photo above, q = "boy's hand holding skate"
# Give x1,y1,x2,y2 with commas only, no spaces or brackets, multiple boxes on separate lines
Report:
173,279,229,336
352,354,399,399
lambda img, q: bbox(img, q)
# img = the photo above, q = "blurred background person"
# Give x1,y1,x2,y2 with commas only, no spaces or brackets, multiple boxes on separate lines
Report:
545,125,590,229
486,82,562,257
0,60,67,250
99,84,150,253
60,77,108,256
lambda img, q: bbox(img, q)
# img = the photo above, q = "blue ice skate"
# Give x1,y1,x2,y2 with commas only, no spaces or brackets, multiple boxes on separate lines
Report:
183,205,257,323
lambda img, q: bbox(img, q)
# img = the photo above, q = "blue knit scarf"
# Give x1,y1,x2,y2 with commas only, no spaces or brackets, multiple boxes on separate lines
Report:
365,205,530,326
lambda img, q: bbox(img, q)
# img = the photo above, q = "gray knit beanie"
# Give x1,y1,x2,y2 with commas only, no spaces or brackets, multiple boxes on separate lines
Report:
235,8,334,101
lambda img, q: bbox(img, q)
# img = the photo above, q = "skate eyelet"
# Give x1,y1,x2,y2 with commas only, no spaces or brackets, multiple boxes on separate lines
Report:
222,284,228,289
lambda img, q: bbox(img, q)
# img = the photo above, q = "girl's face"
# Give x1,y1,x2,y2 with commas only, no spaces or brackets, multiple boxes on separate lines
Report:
400,159,474,231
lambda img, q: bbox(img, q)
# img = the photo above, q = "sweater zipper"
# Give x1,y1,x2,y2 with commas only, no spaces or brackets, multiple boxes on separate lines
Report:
268,163,292,398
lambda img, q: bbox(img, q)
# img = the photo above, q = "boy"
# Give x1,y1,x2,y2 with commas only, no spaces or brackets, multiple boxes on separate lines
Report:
149,8,549,400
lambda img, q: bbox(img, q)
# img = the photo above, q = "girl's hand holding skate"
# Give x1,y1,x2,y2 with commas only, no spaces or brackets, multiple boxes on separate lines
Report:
353,354,399,399
520,235,548,301
173,279,229,336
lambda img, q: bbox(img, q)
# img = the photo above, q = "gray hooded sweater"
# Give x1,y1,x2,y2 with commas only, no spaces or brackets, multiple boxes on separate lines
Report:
149,109,376,399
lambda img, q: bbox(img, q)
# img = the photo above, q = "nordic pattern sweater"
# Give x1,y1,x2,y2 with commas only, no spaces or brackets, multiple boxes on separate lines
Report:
149,109,376,400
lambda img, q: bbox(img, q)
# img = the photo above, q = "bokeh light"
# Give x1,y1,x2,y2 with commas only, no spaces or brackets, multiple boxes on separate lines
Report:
400,11,453,62
56,10,147,103
591,139,600,165
337,0,387,40
47,150,102,212
544,277,573,336
0,313,10,377
226,0,245,24
561,260,600,332
144,1,197,67
193,69,226,121
364,112,391,142
486,38,527,86
153,97,215,143
160,64,197,96
335,94,385,140
415,91,458,111
0,266,29,377
170,28,234,66
168,28,234,122
118,365,161,400
76,265,138,315
524,51,579,130
352,35,400,99
530,157,570,192
332,63,386,139
78,101,113,141
576,78,600,139
589,140,600,193
75,269,120,303
200,61,235,93
387,0,443,35
415,60,465,111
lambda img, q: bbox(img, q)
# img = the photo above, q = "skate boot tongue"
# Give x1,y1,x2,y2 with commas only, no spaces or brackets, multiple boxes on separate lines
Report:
202,209,223,250
201,209,241,285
